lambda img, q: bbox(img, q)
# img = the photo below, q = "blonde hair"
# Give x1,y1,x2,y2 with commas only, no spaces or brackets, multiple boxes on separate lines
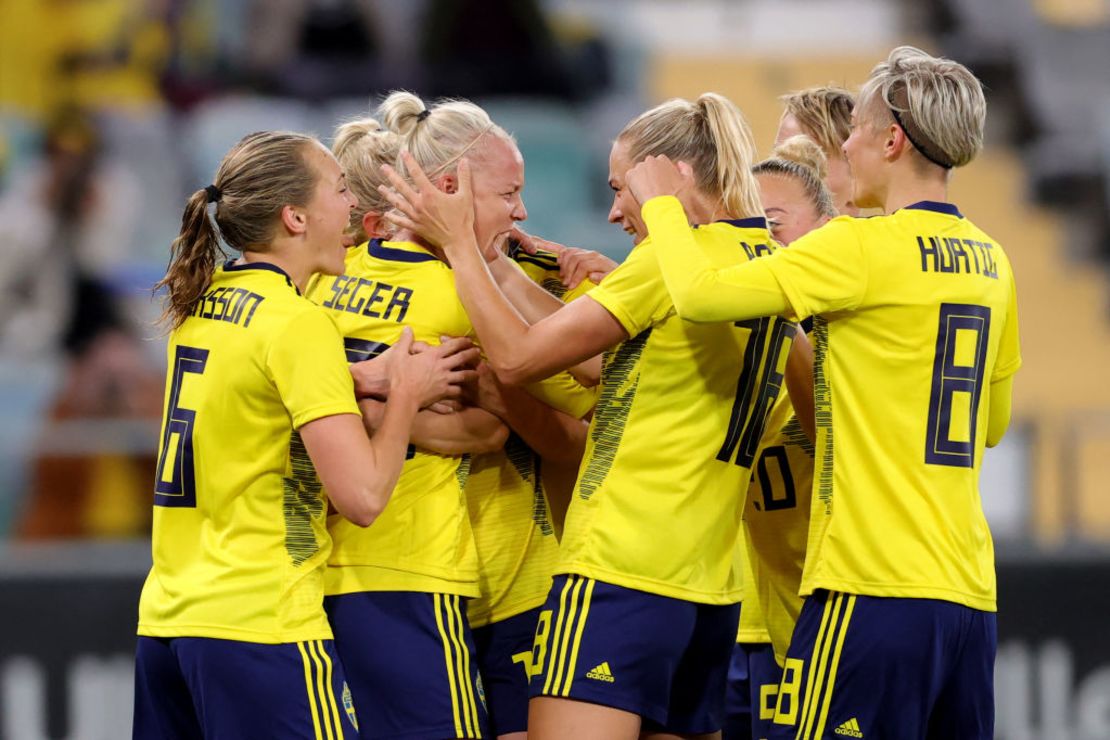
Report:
618,93,763,219
332,118,402,242
779,86,855,156
377,90,511,180
753,135,837,219
858,46,986,169
156,131,320,329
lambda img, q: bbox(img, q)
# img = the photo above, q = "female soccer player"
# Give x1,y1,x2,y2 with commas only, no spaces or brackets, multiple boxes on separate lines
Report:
634,47,1020,740
314,95,592,740
133,131,469,739
776,87,857,216
382,93,798,740
723,135,836,740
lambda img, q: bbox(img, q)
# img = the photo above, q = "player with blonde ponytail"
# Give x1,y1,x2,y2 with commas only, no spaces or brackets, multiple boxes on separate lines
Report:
381,92,796,739
637,47,1020,739
134,131,472,738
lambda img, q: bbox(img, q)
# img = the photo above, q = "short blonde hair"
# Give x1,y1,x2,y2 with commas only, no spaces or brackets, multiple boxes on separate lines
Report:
859,46,986,169
377,91,512,180
618,93,763,219
779,86,855,155
753,135,837,219
332,118,401,242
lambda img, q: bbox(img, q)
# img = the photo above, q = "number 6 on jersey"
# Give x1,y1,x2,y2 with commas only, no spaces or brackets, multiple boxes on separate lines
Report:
155,345,209,507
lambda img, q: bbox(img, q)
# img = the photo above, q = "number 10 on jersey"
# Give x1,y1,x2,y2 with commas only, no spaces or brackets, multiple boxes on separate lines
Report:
155,345,209,507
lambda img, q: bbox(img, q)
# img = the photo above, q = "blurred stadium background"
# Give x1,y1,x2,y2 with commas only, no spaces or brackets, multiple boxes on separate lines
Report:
0,0,1108,737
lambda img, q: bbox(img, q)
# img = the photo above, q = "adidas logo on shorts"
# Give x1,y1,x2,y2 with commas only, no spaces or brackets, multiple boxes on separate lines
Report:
586,662,615,683
834,717,864,737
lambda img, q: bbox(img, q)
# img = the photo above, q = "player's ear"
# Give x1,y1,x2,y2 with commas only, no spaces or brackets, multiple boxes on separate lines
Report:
281,204,308,236
439,173,458,195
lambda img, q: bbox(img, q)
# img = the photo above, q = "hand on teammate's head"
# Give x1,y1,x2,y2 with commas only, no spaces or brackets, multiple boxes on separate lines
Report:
379,153,476,251
625,155,696,211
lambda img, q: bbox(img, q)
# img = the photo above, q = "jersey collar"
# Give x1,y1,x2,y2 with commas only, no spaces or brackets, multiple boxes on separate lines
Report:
222,260,300,295
367,238,440,263
717,216,769,230
902,201,963,219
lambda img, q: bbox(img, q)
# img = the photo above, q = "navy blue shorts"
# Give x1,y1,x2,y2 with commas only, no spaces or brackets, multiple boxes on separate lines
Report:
528,574,741,734
770,590,997,740
471,607,541,736
133,635,358,739
723,642,783,740
325,591,488,739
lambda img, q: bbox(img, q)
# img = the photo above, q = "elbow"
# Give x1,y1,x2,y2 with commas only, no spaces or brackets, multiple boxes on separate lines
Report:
490,358,536,387
670,292,714,323
481,423,511,453
338,488,388,528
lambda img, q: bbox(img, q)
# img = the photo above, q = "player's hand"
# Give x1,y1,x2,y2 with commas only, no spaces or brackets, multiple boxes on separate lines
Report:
625,155,696,210
380,153,476,252
508,227,617,289
557,247,617,289
473,362,508,419
390,328,480,409
349,355,392,400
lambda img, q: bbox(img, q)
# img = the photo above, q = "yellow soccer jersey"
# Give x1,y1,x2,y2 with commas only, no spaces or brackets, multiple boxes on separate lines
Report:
738,391,815,664
465,434,556,628
138,262,360,644
465,250,598,628
558,219,795,604
306,239,479,597
654,199,1022,611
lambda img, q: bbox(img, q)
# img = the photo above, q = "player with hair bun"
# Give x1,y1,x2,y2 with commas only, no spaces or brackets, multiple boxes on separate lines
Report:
777,87,858,216
724,135,836,740
382,92,804,740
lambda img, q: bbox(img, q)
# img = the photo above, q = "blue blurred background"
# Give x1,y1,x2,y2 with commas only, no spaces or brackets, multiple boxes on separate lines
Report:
0,0,1108,737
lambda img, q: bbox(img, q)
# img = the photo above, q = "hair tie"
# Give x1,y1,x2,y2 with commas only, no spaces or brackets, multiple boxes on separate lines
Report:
204,184,222,203
416,109,432,122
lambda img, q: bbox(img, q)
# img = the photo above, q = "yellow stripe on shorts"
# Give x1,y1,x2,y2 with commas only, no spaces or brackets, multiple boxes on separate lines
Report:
297,641,325,740
549,576,585,695
307,640,337,740
433,593,465,738
542,576,577,695
812,595,857,739
315,640,345,739
451,595,482,737
796,593,842,740
559,577,596,696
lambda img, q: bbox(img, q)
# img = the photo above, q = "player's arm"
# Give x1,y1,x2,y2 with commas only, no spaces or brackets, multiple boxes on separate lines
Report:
485,252,604,387
785,329,816,443
300,329,456,526
349,336,479,401
381,156,628,386
985,375,1014,448
358,398,509,456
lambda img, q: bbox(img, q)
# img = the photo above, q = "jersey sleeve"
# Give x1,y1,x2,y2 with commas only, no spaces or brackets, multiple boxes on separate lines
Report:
763,217,869,319
992,267,1022,381
584,240,672,337
524,372,599,419
267,307,361,429
644,196,790,322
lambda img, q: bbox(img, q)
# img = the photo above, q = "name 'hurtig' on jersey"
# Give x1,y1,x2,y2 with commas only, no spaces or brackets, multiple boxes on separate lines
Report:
917,235,998,279
318,274,413,322
191,286,265,327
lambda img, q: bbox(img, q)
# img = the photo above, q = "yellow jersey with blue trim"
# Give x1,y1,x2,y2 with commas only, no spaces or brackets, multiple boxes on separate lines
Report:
306,239,479,597
558,219,795,604
465,250,598,628
138,262,360,644
737,388,814,663
654,200,1021,611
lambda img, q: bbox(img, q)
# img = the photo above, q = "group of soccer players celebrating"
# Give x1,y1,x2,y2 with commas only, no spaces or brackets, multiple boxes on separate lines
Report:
134,44,1021,740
